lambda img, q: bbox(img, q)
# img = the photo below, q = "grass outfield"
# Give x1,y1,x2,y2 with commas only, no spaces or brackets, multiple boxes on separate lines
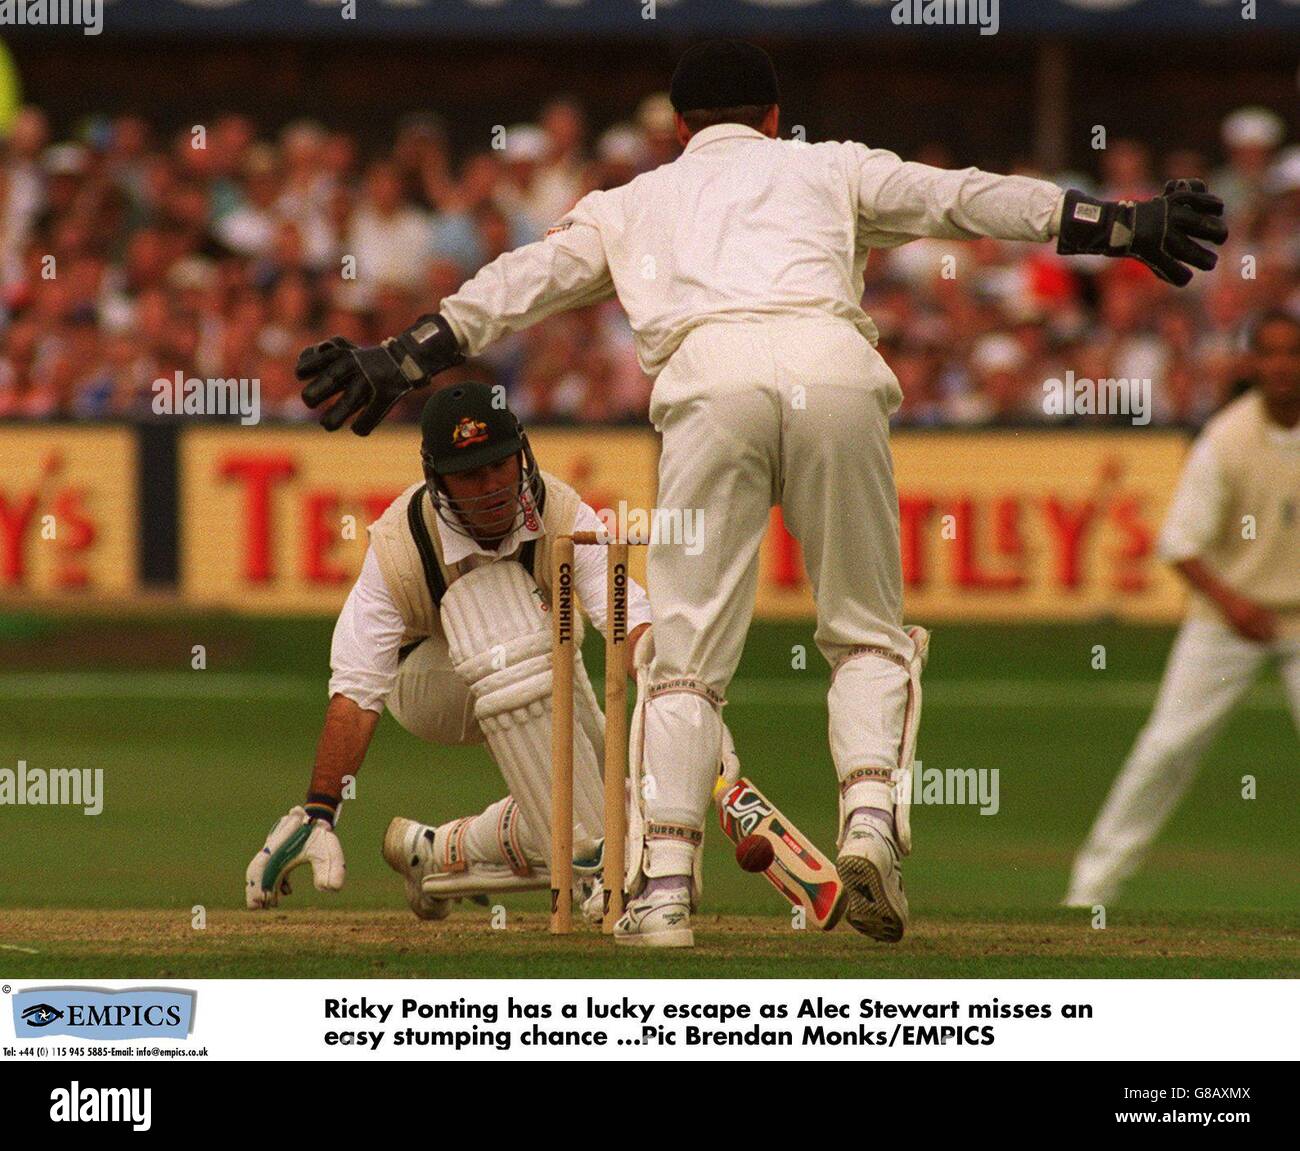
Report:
0,614,1296,978
1,910,1295,979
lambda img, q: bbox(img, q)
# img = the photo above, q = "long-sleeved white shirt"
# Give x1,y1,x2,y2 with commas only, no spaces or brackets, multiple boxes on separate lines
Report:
1158,407,1300,563
1156,435,1228,565
329,499,652,713
441,123,1065,375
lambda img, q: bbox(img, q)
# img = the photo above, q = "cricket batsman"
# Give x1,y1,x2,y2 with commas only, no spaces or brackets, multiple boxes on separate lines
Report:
1066,310,1300,906
245,382,660,920
295,41,1226,946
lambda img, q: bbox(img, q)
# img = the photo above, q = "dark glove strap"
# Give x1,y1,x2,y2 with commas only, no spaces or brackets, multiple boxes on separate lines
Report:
395,314,466,378
1056,189,1132,258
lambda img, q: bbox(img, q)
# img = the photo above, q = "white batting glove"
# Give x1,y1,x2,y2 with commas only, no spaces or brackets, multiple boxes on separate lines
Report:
245,806,346,909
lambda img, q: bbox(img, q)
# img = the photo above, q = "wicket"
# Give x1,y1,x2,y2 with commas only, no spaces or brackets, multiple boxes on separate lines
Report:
550,531,634,934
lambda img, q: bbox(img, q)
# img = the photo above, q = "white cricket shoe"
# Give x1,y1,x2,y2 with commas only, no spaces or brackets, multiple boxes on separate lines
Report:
837,823,909,943
577,876,606,927
612,887,694,948
382,817,452,921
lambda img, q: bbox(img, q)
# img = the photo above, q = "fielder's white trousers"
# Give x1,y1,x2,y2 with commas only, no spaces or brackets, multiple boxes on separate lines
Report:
1067,618,1300,903
640,318,917,872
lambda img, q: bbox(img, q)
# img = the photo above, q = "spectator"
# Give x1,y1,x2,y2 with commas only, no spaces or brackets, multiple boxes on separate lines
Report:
2,106,49,254
1099,138,1158,201
636,93,679,169
214,144,284,260
0,101,1292,431
532,98,587,225
592,124,649,191
494,123,551,239
1213,106,1285,218
345,160,431,297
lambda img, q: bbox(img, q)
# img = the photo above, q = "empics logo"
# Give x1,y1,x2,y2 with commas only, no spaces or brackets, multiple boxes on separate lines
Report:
20,1002,65,1028
13,987,195,1040
50,1083,151,1133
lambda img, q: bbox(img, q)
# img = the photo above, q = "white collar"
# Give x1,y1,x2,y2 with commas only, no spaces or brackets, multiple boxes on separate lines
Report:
682,123,767,155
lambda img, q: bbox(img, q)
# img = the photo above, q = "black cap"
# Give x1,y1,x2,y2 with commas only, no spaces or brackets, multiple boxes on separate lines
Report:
419,382,523,475
670,40,780,115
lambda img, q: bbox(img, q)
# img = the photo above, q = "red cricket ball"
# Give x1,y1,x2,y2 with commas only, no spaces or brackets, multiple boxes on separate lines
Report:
736,834,775,873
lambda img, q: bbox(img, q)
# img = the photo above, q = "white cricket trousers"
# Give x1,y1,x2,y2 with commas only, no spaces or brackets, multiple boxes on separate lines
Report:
1068,618,1300,903
640,318,917,875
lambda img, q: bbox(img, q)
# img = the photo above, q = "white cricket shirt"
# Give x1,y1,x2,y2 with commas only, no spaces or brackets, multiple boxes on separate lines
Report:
329,499,651,713
440,123,1066,375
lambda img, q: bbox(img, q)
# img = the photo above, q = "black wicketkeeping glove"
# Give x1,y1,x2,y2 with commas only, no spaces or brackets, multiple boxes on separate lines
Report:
296,314,465,435
1056,179,1228,287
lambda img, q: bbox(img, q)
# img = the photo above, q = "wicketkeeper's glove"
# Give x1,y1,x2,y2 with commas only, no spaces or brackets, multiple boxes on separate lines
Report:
296,314,465,435
1056,179,1228,287
245,806,346,909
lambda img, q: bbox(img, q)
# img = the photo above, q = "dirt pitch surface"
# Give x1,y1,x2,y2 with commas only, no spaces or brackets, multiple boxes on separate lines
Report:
1,910,1295,979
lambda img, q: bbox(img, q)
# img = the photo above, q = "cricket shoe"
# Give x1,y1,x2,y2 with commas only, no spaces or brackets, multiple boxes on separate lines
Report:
577,875,606,927
612,887,694,949
837,823,909,943
382,817,453,921
574,840,613,926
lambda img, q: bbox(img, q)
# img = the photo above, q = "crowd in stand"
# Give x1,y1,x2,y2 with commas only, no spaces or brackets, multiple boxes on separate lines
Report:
1,96,1295,427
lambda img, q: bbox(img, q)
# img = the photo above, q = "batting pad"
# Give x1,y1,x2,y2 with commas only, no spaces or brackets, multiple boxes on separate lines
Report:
625,667,706,905
831,625,929,857
441,562,606,865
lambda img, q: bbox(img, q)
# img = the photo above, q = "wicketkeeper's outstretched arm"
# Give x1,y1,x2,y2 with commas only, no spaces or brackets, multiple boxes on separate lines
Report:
297,202,613,435
854,144,1227,287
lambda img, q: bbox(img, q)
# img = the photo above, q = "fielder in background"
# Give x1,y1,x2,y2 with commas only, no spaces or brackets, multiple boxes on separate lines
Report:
1066,311,1300,907
245,383,657,920
295,41,1225,946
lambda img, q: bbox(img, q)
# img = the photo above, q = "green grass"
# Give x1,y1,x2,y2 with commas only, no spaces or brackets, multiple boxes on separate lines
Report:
0,614,1296,977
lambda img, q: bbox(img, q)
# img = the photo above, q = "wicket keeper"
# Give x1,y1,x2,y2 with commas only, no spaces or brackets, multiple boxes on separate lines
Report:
295,41,1226,946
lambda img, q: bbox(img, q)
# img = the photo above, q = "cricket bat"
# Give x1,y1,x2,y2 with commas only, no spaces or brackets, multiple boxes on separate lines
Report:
714,776,846,930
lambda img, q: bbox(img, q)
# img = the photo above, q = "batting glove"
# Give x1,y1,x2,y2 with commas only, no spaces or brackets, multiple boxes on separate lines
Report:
1056,179,1228,287
296,314,464,435
245,806,346,909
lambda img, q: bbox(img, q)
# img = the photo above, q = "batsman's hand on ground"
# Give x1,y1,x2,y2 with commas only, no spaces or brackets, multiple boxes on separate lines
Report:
1057,179,1227,286
245,806,346,909
296,314,464,435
